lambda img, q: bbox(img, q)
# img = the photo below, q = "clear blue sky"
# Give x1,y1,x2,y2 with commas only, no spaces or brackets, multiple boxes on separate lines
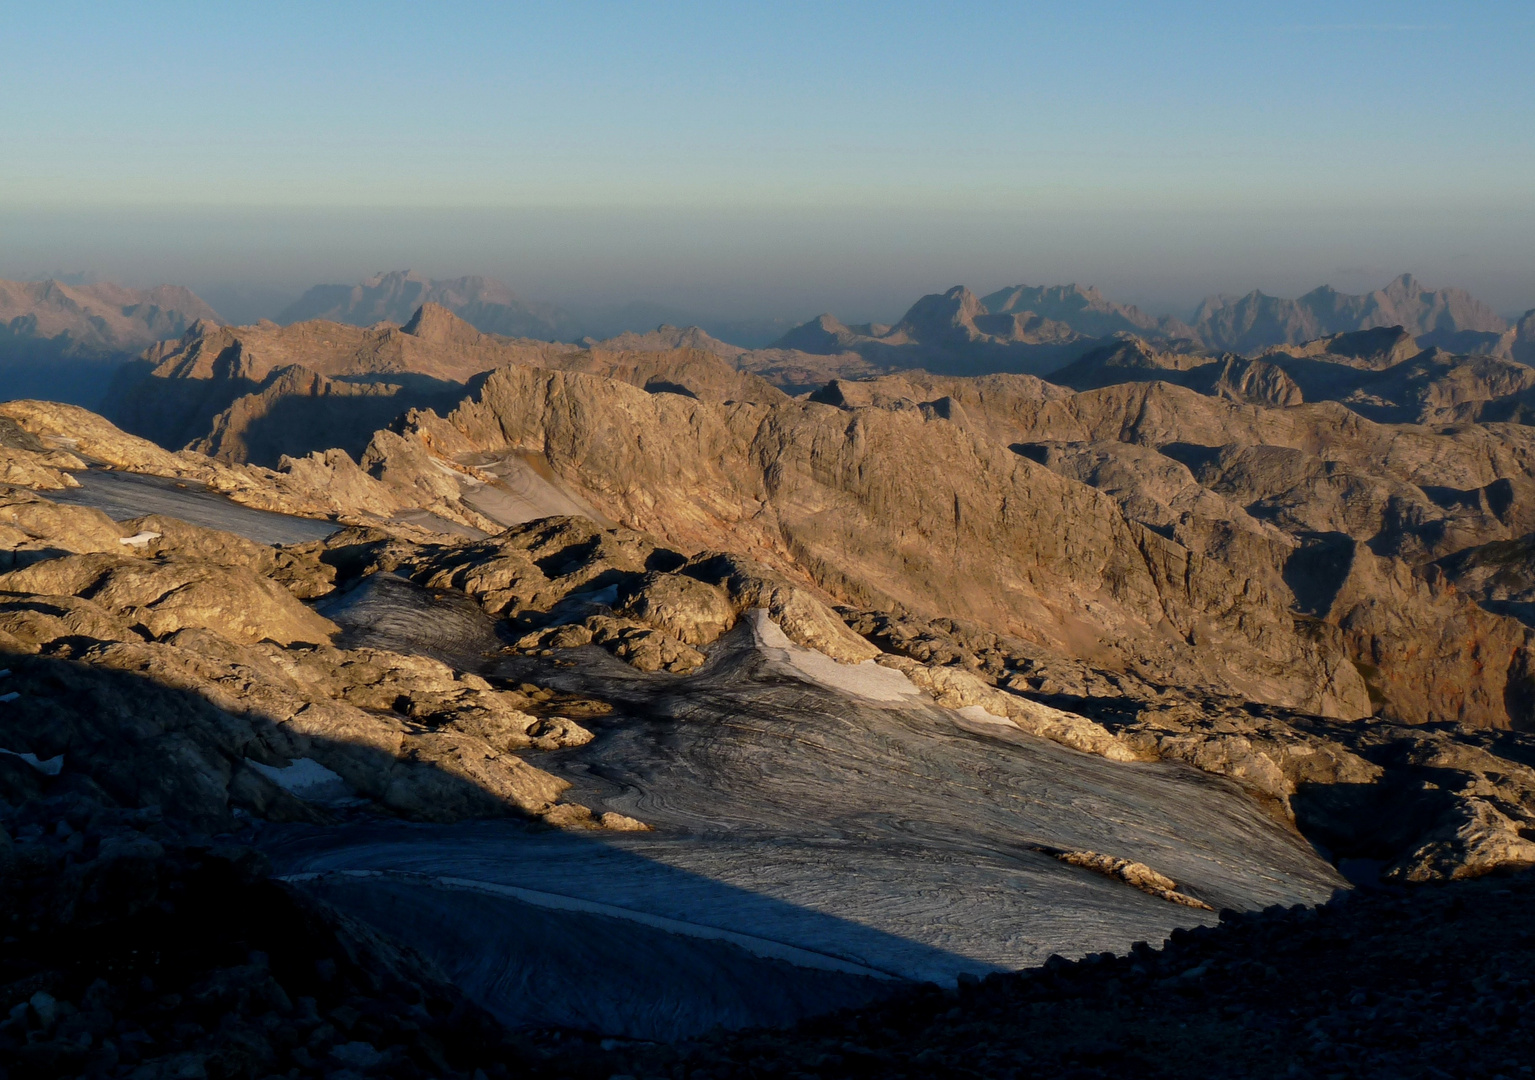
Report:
3,0,1532,320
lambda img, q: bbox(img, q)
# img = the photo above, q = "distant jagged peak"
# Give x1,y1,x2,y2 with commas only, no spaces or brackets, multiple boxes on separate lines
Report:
1193,274,1509,354
770,312,877,354
990,281,1099,302
1047,333,1211,390
400,302,486,345
1514,309,1535,367
361,268,431,290
180,316,223,340
0,276,222,357
894,285,1104,348
979,282,1187,339
896,285,986,335
986,281,1113,314
278,270,580,341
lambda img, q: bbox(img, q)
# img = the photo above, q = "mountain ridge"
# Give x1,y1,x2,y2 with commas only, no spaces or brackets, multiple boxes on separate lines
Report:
278,270,583,342
762,274,1529,385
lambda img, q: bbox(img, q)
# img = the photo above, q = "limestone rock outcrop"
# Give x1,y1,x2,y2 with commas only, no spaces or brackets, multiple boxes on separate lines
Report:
0,398,484,533
0,552,338,645
0,496,616,831
323,515,876,672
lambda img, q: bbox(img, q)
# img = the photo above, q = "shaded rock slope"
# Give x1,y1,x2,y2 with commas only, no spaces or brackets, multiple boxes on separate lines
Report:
608,867,1535,1080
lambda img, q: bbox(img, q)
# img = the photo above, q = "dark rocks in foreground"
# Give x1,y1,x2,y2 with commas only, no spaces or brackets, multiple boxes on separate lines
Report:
8,779,1532,1080
0,796,520,1080
597,869,1535,1080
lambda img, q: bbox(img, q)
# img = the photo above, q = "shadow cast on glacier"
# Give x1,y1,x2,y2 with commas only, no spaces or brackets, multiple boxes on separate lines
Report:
265,821,929,1041
0,645,932,1041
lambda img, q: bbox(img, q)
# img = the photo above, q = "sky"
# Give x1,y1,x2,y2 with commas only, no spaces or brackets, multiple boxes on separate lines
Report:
3,0,1533,323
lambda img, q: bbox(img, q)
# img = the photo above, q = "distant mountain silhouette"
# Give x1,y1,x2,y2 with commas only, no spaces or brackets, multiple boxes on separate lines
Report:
282,272,801,349
768,274,1527,382
981,283,1196,340
108,303,783,466
1516,310,1535,366
582,324,746,360
1190,274,1509,353
0,278,222,407
279,270,584,341
766,285,1161,378
0,278,221,357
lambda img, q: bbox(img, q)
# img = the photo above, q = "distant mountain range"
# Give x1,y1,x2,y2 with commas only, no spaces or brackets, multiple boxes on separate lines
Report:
280,270,795,348
0,278,219,355
279,270,583,341
768,274,1524,372
106,303,781,467
2,270,1532,408
1190,274,1511,354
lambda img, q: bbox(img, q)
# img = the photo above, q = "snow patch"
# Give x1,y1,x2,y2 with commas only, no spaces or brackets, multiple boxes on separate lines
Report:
246,757,352,803
118,530,162,547
747,609,922,704
542,582,620,626
571,583,619,607
0,748,63,775
956,704,1019,729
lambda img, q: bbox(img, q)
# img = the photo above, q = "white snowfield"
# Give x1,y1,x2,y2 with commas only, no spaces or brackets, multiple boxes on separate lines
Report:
246,757,353,804
747,608,924,703
117,530,162,547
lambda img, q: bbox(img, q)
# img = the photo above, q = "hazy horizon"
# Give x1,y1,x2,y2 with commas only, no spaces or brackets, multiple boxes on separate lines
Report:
5,1,1533,326
9,204,1533,331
